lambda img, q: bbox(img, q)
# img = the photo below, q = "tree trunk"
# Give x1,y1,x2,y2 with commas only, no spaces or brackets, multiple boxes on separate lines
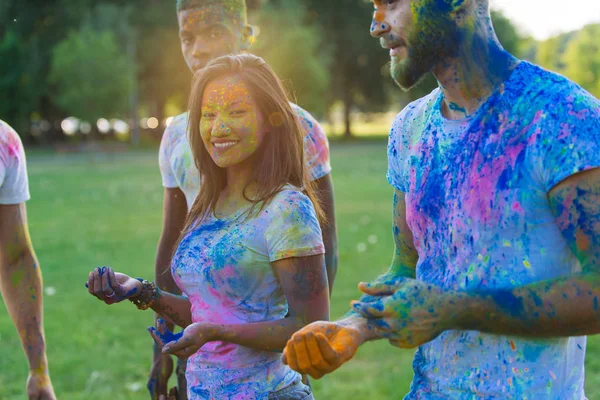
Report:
343,83,353,139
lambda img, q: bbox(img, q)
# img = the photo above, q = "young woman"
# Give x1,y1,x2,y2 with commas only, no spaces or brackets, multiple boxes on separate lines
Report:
86,54,329,400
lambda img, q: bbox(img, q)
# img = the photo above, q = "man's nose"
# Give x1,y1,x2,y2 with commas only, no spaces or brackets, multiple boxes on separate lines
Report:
370,9,390,38
192,39,211,58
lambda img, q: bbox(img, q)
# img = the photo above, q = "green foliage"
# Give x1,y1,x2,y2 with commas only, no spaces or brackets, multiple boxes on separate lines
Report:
490,10,522,57
561,24,600,97
49,27,133,122
0,30,43,134
251,0,330,117
299,0,392,135
134,2,192,120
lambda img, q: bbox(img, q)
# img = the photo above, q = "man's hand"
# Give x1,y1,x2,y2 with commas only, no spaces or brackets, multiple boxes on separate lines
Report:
147,346,174,400
353,278,459,348
282,318,368,379
26,369,56,400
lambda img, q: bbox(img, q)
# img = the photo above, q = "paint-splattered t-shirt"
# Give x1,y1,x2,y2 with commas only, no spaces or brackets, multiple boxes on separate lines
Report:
159,104,331,209
388,61,600,399
0,120,30,205
171,187,324,399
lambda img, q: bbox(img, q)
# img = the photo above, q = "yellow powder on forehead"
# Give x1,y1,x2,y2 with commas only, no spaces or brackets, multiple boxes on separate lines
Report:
177,0,247,24
202,77,253,107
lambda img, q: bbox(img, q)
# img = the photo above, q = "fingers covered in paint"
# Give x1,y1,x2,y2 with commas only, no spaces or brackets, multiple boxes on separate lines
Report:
358,279,406,296
351,299,385,318
283,320,364,379
86,267,142,304
149,320,216,360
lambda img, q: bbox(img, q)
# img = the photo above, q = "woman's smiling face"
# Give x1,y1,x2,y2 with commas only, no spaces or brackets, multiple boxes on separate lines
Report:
199,74,267,169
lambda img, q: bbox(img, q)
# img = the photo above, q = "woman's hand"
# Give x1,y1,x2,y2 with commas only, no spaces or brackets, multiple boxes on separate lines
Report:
85,266,142,305
148,319,221,359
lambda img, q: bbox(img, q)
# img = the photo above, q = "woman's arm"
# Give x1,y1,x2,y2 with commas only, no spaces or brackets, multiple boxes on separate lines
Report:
150,288,193,328
156,254,330,357
87,267,193,327
216,254,329,351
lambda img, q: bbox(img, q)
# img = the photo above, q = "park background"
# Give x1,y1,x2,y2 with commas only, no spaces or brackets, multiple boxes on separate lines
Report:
0,0,599,398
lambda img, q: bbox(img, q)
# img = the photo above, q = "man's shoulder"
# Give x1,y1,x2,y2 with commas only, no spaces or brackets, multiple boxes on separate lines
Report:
163,112,189,138
517,62,599,111
0,120,24,156
289,102,321,129
160,112,189,155
391,88,441,133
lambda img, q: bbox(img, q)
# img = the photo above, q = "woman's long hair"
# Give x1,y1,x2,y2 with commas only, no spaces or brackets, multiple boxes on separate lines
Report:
181,53,324,238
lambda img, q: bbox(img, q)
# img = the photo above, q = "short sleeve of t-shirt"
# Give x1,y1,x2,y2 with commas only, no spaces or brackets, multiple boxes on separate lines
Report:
0,121,30,204
265,189,325,262
387,112,409,192
159,121,180,189
537,83,600,192
291,104,332,181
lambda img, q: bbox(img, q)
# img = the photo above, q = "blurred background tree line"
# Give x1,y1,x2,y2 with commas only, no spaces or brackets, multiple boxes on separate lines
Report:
1,0,599,145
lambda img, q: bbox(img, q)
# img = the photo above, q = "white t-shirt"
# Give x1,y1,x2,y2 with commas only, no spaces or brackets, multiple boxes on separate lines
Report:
171,187,324,399
159,104,332,209
388,61,600,399
0,120,30,205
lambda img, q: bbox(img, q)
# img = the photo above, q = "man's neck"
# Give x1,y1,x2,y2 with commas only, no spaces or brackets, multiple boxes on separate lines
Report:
433,32,519,120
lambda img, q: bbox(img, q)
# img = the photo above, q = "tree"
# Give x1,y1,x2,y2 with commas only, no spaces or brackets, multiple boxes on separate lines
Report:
134,2,191,124
49,27,133,123
300,0,391,137
0,0,98,138
251,0,330,117
561,24,600,98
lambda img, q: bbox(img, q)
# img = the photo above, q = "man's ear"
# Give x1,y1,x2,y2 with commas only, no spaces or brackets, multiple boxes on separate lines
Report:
240,25,257,51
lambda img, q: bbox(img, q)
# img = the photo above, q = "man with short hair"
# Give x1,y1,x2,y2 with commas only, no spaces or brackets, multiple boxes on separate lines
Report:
150,1,338,399
0,120,56,400
282,0,600,398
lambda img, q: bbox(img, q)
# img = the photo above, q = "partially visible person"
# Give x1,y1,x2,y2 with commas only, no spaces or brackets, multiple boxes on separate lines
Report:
0,120,56,400
88,54,329,400
153,1,337,397
283,0,600,398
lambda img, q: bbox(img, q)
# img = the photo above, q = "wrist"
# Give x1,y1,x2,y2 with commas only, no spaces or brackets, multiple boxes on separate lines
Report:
29,363,49,376
129,279,159,309
447,291,484,331
339,315,374,343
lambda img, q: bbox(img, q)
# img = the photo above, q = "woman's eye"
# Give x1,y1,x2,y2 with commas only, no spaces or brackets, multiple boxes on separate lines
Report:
202,112,215,119
230,110,247,116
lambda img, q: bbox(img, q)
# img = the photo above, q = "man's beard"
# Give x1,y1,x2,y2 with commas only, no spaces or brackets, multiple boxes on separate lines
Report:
391,16,461,91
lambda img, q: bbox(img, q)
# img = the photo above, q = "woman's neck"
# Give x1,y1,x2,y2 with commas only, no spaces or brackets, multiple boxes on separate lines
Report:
215,164,256,216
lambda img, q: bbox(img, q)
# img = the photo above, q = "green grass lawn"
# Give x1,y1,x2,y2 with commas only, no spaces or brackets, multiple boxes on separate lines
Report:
1,141,600,399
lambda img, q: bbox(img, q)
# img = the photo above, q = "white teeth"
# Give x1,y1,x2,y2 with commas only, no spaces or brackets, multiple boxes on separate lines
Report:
213,141,237,148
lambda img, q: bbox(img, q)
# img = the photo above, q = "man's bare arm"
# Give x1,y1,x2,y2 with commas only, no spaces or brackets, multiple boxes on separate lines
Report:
313,174,338,295
155,188,188,295
0,203,54,395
